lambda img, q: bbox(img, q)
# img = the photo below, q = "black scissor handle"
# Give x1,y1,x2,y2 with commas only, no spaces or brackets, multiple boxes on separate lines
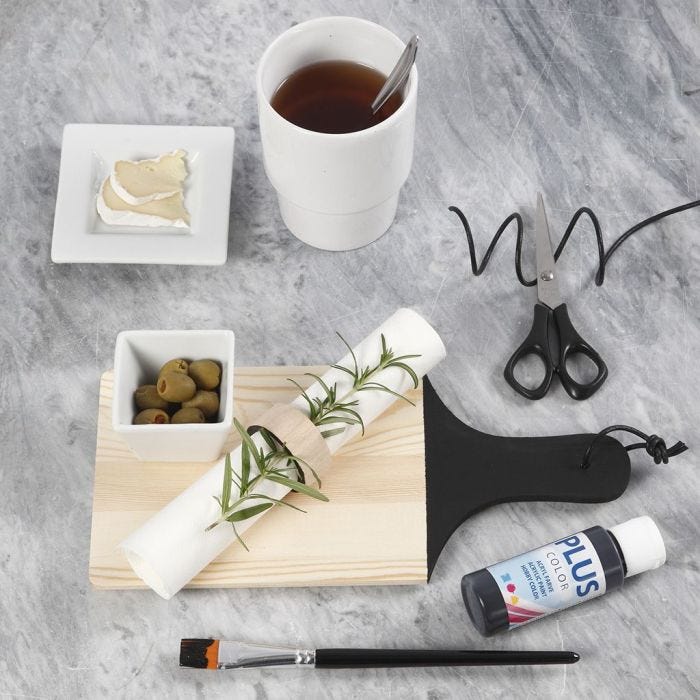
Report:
503,303,555,400
552,303,608,401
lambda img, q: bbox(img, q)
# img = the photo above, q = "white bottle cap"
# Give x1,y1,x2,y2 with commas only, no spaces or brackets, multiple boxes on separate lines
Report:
609,516,666,578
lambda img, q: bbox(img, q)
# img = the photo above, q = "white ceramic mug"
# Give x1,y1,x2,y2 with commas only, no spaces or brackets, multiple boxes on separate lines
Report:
256,16,418,251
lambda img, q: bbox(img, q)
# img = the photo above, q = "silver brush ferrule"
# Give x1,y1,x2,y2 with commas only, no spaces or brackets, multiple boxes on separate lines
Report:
217,641,316,669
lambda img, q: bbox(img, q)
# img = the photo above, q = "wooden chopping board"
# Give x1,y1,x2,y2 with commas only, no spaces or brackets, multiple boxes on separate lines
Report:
89,366,427,590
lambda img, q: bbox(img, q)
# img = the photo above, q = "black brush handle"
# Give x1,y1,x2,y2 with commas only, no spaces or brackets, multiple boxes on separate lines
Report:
314,649,579,668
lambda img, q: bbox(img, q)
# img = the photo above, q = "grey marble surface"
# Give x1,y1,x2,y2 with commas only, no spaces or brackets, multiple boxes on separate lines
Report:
1,0,699,697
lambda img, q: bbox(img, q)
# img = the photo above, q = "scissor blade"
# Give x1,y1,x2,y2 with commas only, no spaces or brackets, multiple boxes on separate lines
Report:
535,193,562,310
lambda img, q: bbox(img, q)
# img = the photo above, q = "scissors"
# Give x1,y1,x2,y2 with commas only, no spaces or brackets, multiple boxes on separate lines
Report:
504,194,608,401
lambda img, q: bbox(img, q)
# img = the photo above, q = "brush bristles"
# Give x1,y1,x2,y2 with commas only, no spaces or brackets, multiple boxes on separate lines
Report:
180,638,219,669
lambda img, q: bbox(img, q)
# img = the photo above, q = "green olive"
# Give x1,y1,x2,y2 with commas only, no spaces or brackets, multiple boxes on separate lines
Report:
171,407,206,424
157,372,197,402
158,358,189,379
188,359,221,390
134,384,169,411
133,408,170,425
182,390,220,419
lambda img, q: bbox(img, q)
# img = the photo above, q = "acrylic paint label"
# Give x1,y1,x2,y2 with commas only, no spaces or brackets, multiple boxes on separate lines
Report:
486,531,607,628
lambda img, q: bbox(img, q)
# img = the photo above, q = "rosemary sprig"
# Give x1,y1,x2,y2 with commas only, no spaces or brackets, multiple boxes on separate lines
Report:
332,332,421,394
205,418,327,542
294,332,421,438
207,332,421,544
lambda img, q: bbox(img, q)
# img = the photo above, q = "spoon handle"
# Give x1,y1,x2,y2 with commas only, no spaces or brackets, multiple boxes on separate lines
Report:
371,34,419,115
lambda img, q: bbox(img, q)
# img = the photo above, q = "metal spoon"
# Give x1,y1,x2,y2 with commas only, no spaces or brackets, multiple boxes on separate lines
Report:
371,35,419,115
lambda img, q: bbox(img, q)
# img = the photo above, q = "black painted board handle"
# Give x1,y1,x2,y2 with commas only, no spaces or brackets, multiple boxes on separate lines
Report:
423,378,631,577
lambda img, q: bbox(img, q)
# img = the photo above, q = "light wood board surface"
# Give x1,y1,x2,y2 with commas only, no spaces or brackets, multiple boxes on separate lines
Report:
89,366,427,589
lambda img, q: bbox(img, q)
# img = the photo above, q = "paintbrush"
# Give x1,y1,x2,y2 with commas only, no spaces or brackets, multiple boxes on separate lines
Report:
180,639,579,670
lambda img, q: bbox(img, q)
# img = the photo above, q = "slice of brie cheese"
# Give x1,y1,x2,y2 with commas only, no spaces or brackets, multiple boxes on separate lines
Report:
110,149,187,205
97,177,190,228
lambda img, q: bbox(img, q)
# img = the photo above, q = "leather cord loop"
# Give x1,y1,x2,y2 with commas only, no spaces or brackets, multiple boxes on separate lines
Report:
580,424,687,470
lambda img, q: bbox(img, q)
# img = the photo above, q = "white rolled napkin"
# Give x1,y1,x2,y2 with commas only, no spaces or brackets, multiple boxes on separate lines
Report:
120,308,446,598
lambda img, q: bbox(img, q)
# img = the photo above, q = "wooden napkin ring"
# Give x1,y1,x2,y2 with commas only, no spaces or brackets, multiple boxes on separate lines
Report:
247,403,332,478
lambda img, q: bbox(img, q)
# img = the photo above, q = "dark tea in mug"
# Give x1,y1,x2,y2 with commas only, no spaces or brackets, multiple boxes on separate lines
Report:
270,60,403,134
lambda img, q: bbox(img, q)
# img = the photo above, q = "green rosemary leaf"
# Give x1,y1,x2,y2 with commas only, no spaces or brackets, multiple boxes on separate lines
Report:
231,522,250,552
304,373,335,404
260,428,278,452
282,455,310,484
240,440,251,496
303,372,328,391
336,332,359,377
390,353,422,362
302,462,322,488
288,458,306,484
312,414,361,426
235,418,267,475
245,493,307,513
332,406,365,434
226,502,274,522
335,397,360,406
264,449,292,466
330,363,355,377
330,405,364,422
357,382,416,406
276,452,320,486
222,453,233,511
266,474,330,501
320,427,346,438
287,378,316,415
389,361,420,389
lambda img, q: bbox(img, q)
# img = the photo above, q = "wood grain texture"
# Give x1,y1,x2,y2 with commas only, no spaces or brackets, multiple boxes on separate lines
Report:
89,366,427,589
250,403,332,478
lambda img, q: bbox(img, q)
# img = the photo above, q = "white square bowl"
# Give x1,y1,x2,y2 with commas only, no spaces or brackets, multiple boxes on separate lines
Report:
51,124,235,265
113,330,235,461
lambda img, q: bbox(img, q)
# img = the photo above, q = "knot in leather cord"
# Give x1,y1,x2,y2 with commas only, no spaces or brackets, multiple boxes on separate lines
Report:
580,425,688,470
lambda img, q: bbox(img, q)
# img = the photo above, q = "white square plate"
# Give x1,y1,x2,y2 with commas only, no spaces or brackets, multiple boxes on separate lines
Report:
51,124,235,265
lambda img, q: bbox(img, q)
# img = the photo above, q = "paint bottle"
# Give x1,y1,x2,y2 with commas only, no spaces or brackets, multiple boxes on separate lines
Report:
461,516,666,636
